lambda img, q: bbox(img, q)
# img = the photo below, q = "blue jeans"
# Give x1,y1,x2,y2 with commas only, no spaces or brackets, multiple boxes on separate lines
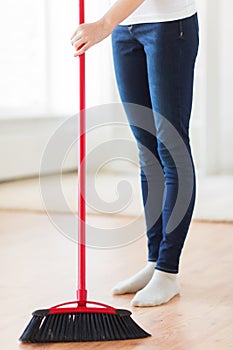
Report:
111,14,199,273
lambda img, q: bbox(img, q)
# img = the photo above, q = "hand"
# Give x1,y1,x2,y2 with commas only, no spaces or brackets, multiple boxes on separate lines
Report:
71,20,113,56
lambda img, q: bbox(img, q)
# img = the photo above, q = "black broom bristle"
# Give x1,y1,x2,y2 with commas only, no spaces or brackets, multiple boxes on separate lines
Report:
19,309,151,342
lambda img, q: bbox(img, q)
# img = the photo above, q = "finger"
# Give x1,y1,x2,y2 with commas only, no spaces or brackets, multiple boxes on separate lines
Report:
71,37,82,47
71,32,83,45
71,28,79,40
71,31,77,40
71,23,85,40
71,35,78,45
74,43,90,56
73,38,85,50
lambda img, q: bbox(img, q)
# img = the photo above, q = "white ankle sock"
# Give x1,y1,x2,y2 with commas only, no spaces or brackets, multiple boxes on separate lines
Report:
130,269,180,307
111,262,156,295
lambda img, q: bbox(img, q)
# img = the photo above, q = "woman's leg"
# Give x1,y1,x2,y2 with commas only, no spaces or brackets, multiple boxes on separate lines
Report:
131,14,199,306
111,25,165,294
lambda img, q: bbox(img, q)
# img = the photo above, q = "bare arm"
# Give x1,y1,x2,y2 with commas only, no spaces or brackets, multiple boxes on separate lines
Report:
71,0,145,56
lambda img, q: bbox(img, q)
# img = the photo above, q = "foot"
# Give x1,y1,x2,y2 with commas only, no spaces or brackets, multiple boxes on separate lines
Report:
111,262,156,295
130,269,180,307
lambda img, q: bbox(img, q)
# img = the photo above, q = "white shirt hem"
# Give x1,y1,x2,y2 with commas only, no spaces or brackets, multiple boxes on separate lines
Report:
120,5,197,26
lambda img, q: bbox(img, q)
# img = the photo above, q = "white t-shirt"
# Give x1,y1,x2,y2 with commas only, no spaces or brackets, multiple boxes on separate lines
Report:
110,0,197,25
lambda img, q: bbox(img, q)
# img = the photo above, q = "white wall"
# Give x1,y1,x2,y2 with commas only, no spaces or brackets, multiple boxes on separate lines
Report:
0,1,47,116
219,0,233,173
0,0,232,181
0,0,114,180
194,0,233,174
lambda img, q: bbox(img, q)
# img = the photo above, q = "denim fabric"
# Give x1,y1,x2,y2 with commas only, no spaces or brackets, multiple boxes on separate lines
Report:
111,14,199,273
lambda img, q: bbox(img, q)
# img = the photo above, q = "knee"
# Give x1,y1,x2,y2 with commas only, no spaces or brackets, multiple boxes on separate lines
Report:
138,142,162,176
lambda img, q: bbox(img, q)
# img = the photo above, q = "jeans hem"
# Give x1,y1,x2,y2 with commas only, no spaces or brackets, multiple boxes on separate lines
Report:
156,266,178,274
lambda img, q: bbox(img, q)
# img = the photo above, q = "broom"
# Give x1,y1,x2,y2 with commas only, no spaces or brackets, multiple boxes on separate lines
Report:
19,0,151,343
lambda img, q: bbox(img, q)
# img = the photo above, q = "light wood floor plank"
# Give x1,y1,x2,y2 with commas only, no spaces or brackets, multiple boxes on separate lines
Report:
0,211,232,350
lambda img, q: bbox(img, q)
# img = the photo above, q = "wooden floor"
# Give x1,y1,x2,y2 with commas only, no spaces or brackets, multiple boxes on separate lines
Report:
0,210,233,350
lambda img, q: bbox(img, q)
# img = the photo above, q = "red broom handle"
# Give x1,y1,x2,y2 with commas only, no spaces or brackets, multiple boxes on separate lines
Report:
77,0,87,304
